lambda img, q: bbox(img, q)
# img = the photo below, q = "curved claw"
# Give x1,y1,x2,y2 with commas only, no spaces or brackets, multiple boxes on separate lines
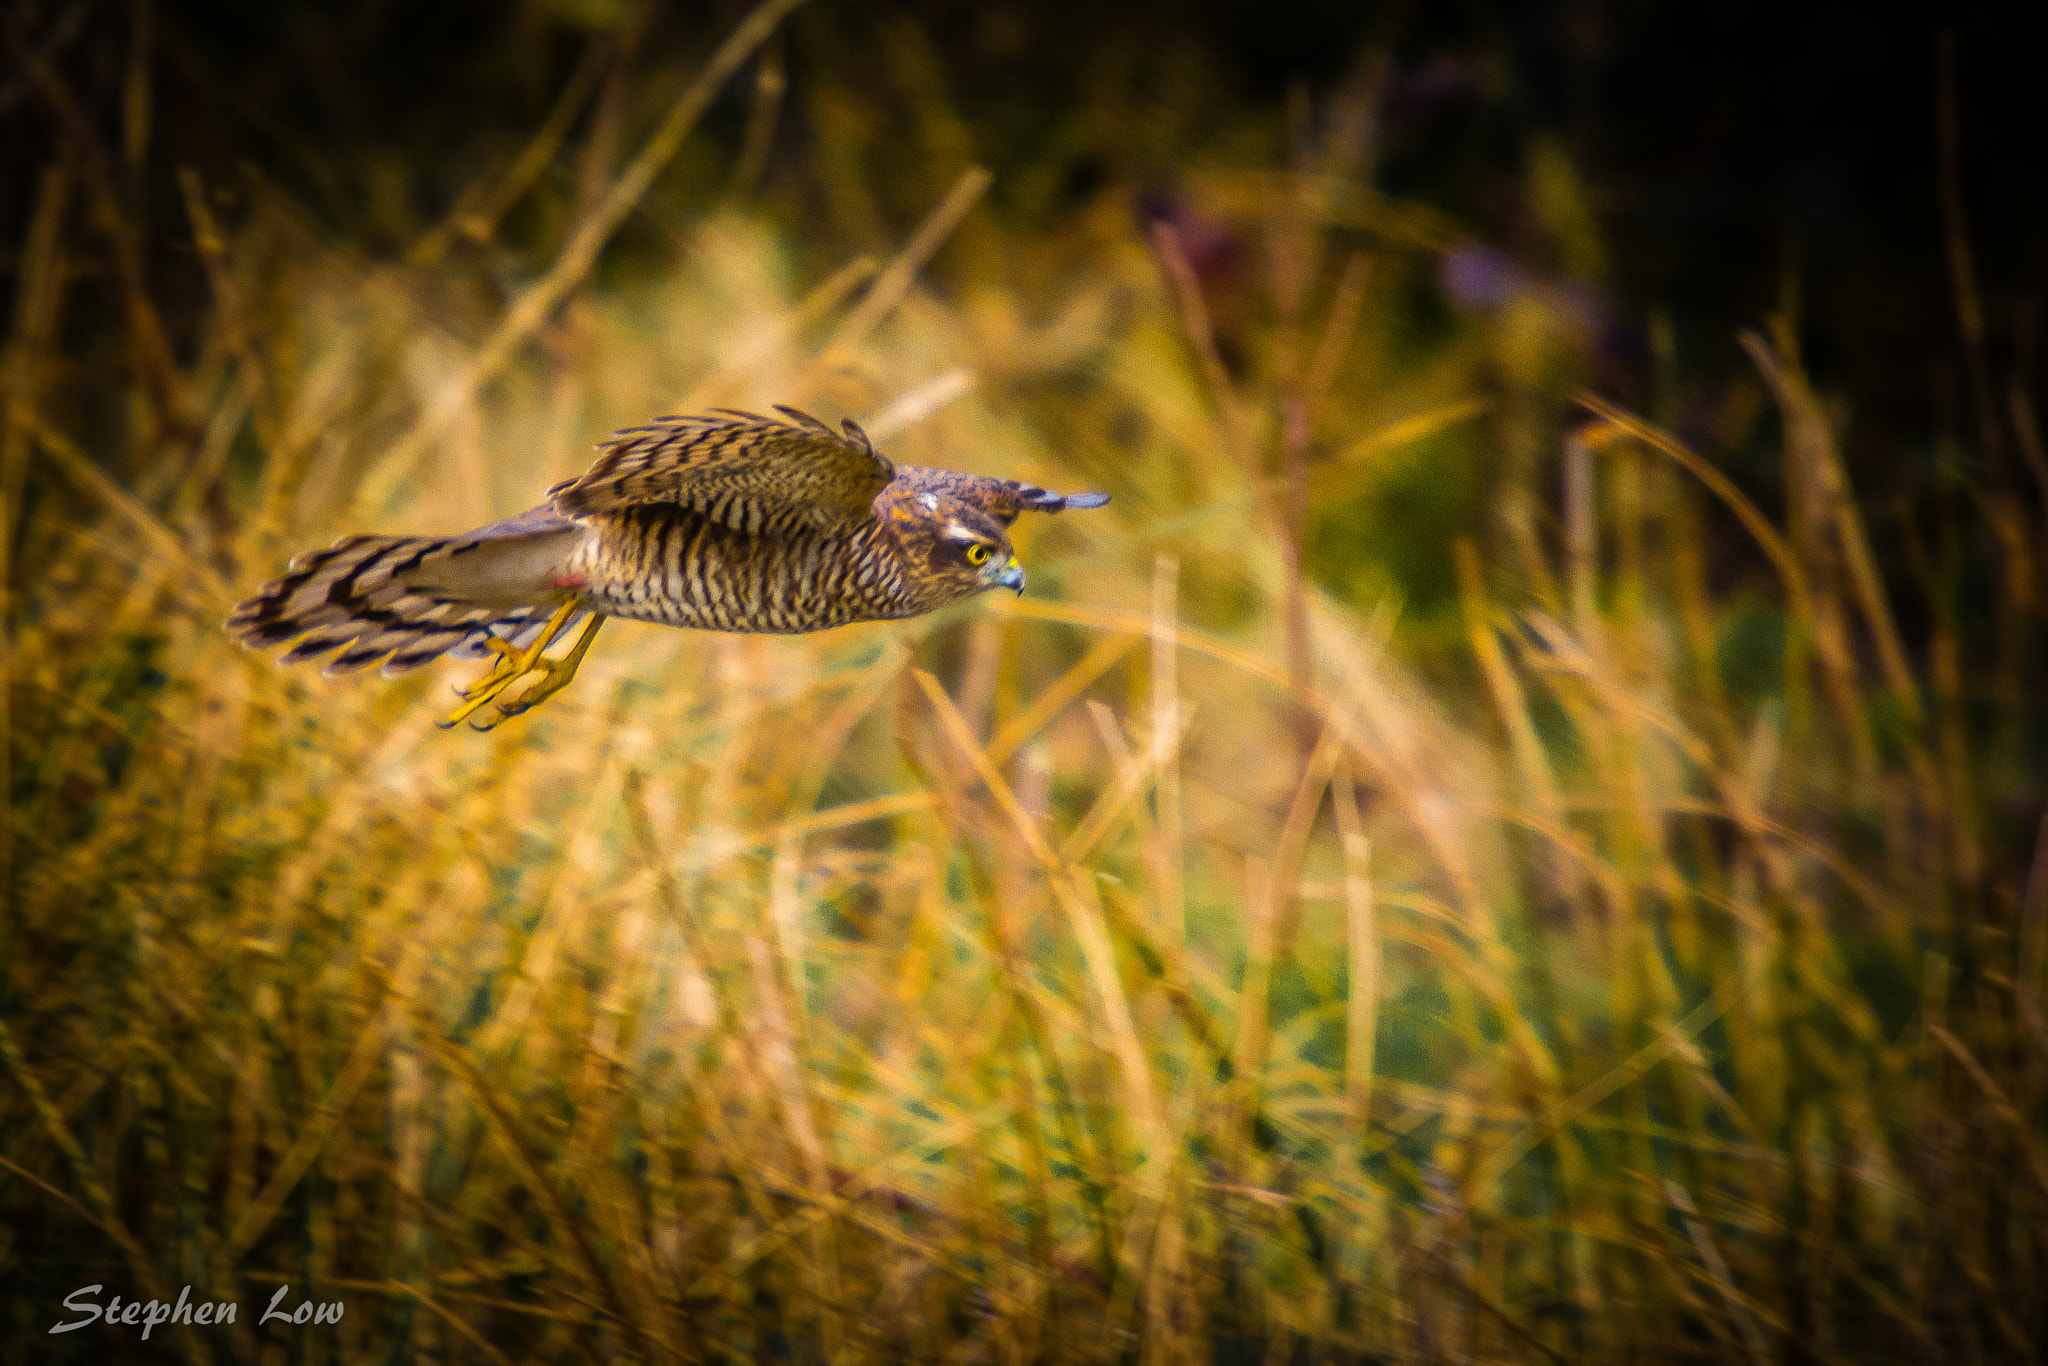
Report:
440,602,578,729
441,608,606,731
451,648,519,702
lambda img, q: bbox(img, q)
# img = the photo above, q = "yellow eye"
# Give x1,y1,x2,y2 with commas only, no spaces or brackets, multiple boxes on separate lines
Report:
965,543,991,566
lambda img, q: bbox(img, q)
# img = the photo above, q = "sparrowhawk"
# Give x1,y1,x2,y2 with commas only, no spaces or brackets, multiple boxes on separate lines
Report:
227,407,1110,728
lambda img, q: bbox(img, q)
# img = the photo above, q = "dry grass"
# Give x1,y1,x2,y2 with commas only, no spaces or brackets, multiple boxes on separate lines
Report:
4,9,2046,1363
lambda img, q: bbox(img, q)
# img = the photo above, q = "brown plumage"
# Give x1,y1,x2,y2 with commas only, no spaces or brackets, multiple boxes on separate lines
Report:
226,407,1110,727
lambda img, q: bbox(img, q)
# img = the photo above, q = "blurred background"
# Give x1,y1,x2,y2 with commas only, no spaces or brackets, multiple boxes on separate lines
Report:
4,1,2046,1360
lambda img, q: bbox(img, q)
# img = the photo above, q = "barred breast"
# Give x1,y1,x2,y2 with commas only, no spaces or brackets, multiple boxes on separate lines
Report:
575,504,909,633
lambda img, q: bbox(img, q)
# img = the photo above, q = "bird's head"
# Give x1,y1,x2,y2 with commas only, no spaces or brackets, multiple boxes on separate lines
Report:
882,469,1110,612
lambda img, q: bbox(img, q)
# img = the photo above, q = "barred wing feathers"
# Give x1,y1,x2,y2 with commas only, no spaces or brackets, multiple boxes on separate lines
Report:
556,407,895,534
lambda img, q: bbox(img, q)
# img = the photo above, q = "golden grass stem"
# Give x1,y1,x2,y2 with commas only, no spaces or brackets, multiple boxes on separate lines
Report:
2009,383,2048,547
731,42,787,198
986,631,1134,766
1228,853,1280,1162
679,253,880,411
1060,699,1193,866
409,40,610,270
863,368,978,442
1741,331,1928,735
351,0,811,518
1565,427,1601,644
18,410,233,608
825,166,992,359
1474,973,1743,1198
1933,32,2007,478
475,744,637,1059
1928,1024,2048,1201
0,156,71,901
0,8,194,435
428,1030,667,1360
176,167,278,464
1331,398,1490,468
1,159,71,534
2021,816,2048,1067
1151,222,1254,477
1148,554,1185,937
1665,1179,1774,1366
1575,394,1815,626
746,929,849,1359
1303,252,1372,426
1333,770,1379,1141
223,917,432,1260
0,1022,216,1366
366,1278,524,1366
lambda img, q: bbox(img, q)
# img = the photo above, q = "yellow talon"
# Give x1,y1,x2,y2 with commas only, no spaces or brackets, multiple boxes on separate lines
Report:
440,600,584,729
452,640,520,699
473,613,606,729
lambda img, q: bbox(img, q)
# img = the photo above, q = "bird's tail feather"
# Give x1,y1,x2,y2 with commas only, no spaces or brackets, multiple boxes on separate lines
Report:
226,517,582,677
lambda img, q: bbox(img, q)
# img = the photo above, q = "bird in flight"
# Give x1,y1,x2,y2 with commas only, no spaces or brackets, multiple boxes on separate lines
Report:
228,407,1110,729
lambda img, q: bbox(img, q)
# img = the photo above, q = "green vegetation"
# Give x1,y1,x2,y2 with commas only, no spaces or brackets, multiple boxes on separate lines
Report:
4,3,2044,1362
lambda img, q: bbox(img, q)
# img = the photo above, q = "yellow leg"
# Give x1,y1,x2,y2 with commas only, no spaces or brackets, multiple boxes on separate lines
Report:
472,613,606,730
439,600,581,730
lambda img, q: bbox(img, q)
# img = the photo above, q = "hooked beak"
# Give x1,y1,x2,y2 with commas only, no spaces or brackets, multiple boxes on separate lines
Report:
996,563,1026,595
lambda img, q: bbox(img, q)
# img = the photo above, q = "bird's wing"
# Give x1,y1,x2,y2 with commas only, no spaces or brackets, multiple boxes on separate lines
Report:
554,407,894,534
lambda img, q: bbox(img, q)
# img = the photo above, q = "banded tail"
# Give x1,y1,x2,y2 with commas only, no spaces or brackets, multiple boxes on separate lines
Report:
226,509,585,676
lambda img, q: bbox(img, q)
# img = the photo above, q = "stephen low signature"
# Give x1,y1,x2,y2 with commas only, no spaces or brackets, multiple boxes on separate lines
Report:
51,1285,344,1339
